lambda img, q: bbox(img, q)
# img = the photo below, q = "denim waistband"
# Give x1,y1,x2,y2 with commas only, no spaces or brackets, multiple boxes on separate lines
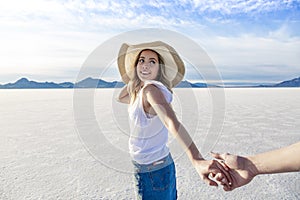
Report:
132,154,174,173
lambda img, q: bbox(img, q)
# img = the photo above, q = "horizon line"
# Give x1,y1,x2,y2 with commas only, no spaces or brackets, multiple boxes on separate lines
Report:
1,75,300,86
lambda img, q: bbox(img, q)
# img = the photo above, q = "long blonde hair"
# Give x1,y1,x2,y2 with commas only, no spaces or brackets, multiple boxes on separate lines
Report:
127,49,172,104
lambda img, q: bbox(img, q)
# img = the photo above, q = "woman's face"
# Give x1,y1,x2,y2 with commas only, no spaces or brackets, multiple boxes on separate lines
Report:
136,50,160,82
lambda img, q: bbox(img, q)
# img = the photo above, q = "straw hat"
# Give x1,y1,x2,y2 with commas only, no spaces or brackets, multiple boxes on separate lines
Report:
117,41,185,88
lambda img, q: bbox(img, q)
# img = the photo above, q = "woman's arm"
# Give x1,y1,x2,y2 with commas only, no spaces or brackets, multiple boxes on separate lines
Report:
143,85,232,187
117,85,130,104
212,141,300,191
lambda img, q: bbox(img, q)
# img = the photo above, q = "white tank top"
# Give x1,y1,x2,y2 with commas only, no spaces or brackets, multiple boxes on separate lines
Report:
128,80,172,164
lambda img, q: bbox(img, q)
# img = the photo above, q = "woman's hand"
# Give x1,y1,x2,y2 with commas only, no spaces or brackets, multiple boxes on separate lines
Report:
117,85,130,104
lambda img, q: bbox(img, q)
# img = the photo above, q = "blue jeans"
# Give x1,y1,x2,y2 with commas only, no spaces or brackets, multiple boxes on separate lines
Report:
132,154,177,200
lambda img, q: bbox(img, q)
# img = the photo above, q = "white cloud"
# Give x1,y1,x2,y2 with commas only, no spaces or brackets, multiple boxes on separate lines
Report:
190,0,300,14
268,23,294,40
0,0,299,84
197,33,300,82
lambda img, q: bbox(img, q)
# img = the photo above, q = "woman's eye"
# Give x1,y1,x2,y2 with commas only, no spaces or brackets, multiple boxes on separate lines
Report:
150,60,156,64
138,59,144,63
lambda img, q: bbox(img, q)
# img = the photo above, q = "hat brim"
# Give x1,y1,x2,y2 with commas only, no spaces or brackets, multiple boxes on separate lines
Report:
117,41,185,88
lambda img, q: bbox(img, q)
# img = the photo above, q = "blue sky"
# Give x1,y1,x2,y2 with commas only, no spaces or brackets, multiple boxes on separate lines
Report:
0,0,300,85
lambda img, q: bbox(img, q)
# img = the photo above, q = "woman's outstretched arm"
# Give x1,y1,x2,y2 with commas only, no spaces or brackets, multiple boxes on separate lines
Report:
144,84,232,188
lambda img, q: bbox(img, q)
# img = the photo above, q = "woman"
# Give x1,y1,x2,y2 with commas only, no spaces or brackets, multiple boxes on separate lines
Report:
117,41,231,199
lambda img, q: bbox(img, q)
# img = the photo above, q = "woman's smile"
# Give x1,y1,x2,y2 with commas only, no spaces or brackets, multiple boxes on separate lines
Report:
140,71,151,75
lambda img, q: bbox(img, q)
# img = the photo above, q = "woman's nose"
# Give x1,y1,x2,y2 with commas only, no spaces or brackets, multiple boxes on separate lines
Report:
142,63,150,69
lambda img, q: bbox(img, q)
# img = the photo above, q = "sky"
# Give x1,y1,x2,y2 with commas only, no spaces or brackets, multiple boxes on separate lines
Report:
0,0,300,85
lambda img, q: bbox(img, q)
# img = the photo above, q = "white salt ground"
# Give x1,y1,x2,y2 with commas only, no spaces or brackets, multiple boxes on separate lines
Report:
0,88,299,199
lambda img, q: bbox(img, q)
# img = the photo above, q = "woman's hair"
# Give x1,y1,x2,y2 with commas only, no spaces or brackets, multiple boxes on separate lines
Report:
127,49,172,104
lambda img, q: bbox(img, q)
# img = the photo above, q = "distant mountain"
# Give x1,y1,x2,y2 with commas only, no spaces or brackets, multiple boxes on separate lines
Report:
0,76,299,89
273,77,300,87
0,78,74,89
176,80,210,88
57,82,74,88
258,76,300,87
0,77,124,89
74,77,124,88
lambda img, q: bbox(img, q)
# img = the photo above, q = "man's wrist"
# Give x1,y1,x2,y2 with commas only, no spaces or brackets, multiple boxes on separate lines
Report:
246,156,260,177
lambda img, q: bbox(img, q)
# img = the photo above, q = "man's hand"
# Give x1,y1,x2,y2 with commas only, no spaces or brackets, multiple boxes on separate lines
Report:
211,152,258,191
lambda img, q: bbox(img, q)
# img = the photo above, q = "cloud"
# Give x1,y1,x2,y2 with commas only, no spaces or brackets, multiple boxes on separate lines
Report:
0,0,299,84
189,0,300,14
197,32,300,82
1,0,299,33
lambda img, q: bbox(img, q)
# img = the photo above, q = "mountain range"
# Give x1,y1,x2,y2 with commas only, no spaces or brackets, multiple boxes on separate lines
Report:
0,77,299,89
257,77,300,87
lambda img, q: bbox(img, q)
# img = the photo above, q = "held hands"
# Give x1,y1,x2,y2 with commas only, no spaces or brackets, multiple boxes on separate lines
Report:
195,153,258,191
192,158,233,189
211,152,258,191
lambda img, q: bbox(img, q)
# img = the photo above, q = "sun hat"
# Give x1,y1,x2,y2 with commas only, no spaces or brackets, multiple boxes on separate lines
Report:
117,41,185,88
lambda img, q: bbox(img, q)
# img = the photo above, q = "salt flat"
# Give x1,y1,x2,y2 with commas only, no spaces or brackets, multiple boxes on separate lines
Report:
0,88,299,199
